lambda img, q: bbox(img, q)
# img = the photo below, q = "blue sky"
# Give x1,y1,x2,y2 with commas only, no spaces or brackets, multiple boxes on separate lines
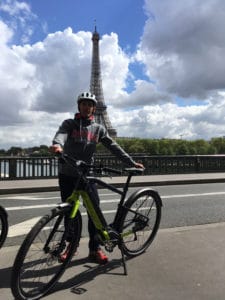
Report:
4,0,147,51
32,0,147,51
1,0,225,149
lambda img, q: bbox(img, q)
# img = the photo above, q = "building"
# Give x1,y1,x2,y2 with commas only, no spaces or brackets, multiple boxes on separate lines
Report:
90,26,117,138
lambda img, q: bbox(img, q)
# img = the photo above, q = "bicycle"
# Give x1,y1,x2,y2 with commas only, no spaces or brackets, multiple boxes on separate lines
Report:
0,205,8,249
11,153,163,300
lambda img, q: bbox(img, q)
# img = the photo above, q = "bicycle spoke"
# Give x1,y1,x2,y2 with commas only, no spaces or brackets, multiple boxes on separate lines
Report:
11,207,83,300
19,220,66,295
120,189,161,256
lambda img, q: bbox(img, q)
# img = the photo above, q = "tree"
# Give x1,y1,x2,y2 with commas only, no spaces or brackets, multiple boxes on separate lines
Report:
194,139,209,155
147,140,160,155
0,149,6,156
128,139,146,153
7,147,23,156
210,137,225,154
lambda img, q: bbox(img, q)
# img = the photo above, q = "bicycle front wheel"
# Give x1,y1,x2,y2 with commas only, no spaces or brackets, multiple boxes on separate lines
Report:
119,188,162,257
11,205,82,300
0,206,8,248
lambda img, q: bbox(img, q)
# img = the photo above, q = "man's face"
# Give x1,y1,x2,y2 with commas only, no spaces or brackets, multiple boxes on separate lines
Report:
79,99,96,118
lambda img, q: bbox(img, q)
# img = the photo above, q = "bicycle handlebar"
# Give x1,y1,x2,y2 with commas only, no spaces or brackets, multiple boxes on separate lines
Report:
57,152,143,176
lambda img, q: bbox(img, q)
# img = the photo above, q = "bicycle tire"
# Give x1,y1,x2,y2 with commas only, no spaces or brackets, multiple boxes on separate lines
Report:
0,206,8,249
11,206,82,300
119,188,162,257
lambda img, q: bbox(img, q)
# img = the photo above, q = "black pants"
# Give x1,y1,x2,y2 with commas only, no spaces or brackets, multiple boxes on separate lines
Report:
59,173,100,251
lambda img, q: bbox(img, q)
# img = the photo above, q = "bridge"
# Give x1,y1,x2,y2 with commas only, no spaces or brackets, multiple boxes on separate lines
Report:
1,154,225,180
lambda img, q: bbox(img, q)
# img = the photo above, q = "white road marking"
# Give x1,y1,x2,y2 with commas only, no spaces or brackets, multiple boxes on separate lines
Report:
6,204,59,211
161,191,225,199
4,191,225,212
1,193,114,201
2,190,225,202
8,217,41,237
1,196,60,201
5,190,225,238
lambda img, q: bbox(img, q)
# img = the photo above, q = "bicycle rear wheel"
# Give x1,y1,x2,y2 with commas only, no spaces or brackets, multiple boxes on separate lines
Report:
11,205,82,300
119,188,162,257
0,206,8,248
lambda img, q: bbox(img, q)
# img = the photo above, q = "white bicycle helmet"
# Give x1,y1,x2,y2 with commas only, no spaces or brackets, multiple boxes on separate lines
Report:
77,92,97,105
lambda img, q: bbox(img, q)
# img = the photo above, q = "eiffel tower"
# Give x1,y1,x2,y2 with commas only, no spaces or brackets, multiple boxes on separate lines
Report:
90,26,117,138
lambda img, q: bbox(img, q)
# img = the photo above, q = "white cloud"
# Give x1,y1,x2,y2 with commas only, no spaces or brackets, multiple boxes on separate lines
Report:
1,0,225,150
0,0,37,44
139,0,225,98
0,19,13,43
0,21,36,125
109,95,225,141
13,28,93,113
0,0,31,16
0,111,72,149
100,33,130,99
111,80,172,108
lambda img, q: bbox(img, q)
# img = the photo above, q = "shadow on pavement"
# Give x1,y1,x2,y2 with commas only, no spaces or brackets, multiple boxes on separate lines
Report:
51,255,127,296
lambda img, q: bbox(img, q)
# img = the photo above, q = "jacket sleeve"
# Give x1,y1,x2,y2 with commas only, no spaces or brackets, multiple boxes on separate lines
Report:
52,119,73,147
99,127,136,167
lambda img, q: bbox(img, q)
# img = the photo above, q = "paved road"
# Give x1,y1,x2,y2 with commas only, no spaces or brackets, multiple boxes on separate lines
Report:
2,182,225,247
1,173,225,299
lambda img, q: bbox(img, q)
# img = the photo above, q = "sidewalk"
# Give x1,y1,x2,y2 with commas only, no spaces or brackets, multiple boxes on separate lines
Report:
1,222,225,300
1,172,225,194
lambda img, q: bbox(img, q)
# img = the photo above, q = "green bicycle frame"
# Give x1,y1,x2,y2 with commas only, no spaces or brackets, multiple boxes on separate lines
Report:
66,190,111,241
64,171,141,244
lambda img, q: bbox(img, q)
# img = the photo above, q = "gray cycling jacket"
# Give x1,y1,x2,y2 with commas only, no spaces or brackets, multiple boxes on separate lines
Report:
52,113,136,176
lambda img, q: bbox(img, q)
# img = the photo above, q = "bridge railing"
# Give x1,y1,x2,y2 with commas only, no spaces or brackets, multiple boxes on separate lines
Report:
1,154,225,180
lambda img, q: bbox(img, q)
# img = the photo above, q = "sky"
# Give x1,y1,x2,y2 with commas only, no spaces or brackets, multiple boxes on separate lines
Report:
1,0,225,150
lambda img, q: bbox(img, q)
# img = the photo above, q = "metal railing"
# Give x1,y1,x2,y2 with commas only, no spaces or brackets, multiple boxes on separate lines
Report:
1,154,225,180
0,157,58,180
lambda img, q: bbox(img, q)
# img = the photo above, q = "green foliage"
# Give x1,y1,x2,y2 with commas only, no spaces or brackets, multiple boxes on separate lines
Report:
210,137,225,154
0,149,7,156
97,137,225,155
2,137,225,156
6,147,23,156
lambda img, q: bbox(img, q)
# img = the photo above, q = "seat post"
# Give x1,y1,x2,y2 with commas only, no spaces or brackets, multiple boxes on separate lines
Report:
121,173,132,201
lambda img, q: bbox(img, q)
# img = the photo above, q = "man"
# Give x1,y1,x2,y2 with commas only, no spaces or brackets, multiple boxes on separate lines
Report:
51,92,144,264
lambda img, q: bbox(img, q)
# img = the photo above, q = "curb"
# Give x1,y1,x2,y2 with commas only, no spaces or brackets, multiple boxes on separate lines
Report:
1,176,225,195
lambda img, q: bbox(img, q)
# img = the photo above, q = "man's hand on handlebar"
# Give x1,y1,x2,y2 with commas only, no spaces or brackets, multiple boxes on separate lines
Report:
49,145,63,153
134,162,145,170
